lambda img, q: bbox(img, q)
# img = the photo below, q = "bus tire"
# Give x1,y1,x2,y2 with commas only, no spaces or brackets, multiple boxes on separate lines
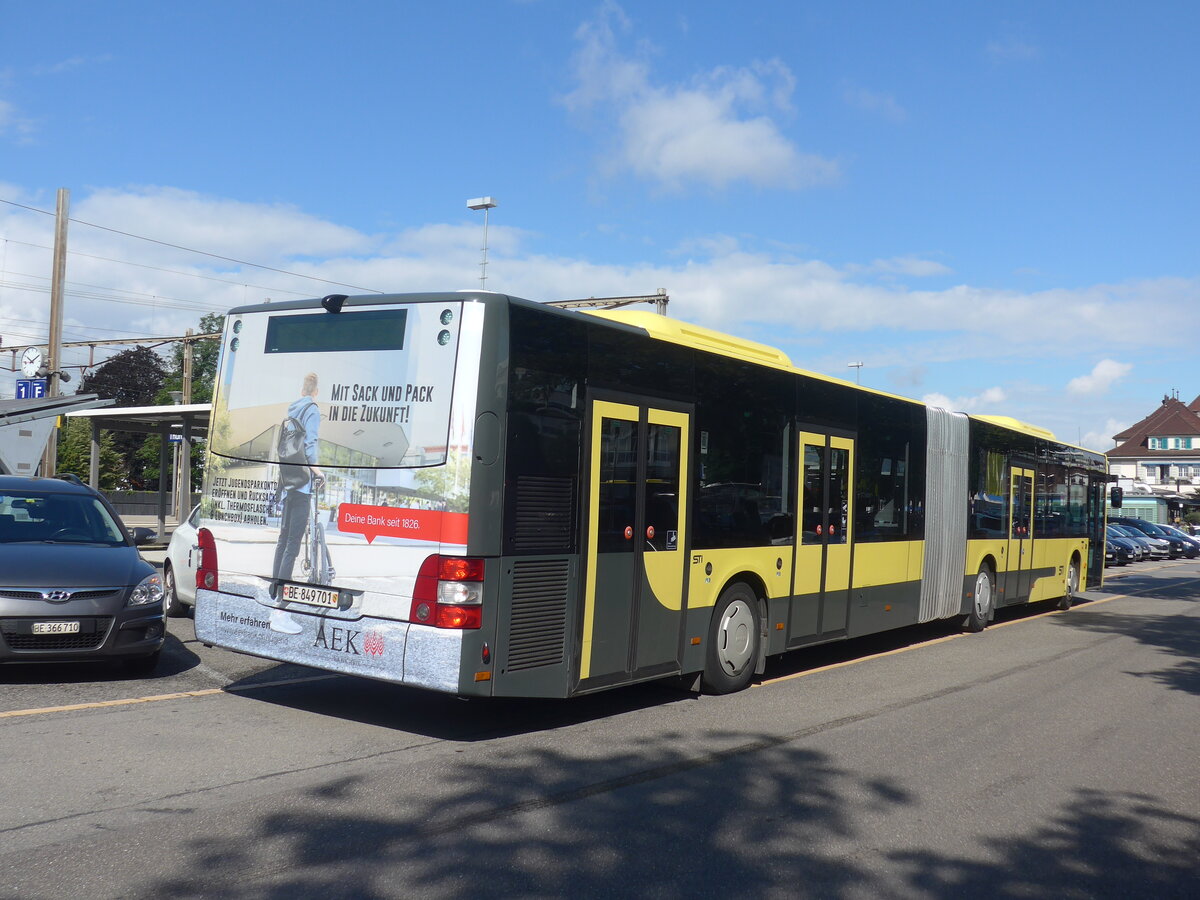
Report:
701,582,761,694
965,564,994,633
1057,558,1080,611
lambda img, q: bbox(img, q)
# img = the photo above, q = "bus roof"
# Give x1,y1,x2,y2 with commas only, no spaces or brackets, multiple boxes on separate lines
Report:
579,309,1103,458
581,308,925,407
581,309,795,370
971,414,1058,442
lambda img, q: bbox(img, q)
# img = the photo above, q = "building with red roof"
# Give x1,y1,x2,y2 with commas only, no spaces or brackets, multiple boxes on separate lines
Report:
1106,392,1200,499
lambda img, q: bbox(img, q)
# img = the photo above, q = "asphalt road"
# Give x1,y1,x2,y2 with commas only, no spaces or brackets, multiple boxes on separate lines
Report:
1,559,1198,899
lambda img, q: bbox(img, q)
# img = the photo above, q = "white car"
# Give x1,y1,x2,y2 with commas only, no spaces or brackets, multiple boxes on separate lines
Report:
164,505,200,617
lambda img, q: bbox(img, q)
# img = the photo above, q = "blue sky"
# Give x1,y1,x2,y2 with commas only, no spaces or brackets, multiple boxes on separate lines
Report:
2,1,1198,450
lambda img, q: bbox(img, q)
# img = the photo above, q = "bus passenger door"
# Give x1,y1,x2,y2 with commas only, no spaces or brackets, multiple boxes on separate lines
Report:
791,431,855,642
580,399,690,687
1005,467,1034,602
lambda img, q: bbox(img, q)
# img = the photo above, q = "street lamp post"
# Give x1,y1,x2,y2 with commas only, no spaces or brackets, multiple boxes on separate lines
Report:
466,197,498,289
848,362,863,384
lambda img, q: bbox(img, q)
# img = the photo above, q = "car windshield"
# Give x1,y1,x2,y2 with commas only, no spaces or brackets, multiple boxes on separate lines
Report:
0,491,127,545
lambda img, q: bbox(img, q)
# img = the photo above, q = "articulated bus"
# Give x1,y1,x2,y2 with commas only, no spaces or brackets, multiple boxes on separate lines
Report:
193,292,1108,697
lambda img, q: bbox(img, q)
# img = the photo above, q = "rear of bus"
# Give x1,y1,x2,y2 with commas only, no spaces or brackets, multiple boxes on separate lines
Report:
193,293,498,694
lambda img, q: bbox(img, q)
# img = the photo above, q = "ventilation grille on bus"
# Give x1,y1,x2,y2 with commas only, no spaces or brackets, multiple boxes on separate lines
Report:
507,558,569,672
513,476,576,552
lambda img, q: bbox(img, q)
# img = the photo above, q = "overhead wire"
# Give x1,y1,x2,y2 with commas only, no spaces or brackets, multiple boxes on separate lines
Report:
1,193,356,387
0,196,384,294
3,237,316,299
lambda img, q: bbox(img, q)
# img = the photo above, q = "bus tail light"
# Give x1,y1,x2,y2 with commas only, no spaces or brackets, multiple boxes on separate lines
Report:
196,527,219,592
411,554,484,629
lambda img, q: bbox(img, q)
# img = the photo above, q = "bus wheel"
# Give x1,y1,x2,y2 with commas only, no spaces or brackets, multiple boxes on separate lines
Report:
701,583,761,694
1057,559,1080,611
966,565,994,633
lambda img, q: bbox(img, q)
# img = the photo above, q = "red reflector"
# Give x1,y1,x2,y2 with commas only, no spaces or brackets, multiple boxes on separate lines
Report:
439,556,485,582
196,527,218,592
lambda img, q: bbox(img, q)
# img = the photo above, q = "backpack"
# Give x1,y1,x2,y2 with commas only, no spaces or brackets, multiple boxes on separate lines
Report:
277,400,315,490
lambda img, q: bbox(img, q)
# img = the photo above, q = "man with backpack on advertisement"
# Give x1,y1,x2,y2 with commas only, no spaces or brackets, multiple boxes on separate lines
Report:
270,373,326,623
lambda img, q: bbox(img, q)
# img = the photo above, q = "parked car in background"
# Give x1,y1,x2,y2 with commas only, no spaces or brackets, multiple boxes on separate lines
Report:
0,474,165,673
1104,526,1138,565
1158,523,1200,558
1105,535,1132,566
1110,516,1189,559
1109,524,1158,560
163,505,199,617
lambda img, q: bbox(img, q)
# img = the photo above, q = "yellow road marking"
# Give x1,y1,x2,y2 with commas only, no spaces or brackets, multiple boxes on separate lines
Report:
0,673,337,720
0,689,222,719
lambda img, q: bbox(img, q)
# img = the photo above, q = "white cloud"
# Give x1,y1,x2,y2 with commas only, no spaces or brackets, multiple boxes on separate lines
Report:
0,98,36,142
1080,418,1129,452
922,387,1007,413
3,183,1195,466
986,39,1041,62
564,4,837,191
1066,359,1132,396
847,256,951,278
78,187,369,263
842,85,907,123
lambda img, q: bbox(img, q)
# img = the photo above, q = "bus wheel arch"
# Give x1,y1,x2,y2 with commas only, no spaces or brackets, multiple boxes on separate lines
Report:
700,579,763,694
965,560,996,633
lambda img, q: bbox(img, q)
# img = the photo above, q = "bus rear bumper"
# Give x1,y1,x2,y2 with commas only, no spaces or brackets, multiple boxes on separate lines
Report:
194,588,463,693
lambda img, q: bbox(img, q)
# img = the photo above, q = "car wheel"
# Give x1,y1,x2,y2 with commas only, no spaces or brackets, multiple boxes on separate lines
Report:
163,563,185,618
965,564,994,632
121,650,161,677
700,582,761,694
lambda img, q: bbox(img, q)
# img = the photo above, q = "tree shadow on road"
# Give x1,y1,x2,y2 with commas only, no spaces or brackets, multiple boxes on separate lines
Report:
892,787,1200,899
1054,575,1200,696
140,728,1200,900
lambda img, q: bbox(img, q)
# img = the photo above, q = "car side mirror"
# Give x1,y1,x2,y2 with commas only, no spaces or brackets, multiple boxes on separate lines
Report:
1109,486,1123,509
129,526,157,546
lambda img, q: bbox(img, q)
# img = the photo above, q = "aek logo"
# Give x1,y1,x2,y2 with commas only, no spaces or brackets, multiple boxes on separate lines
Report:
312,619,360,655
363,631,385,657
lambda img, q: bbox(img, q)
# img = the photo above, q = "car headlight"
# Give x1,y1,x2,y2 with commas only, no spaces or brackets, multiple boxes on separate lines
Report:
128,573,165,607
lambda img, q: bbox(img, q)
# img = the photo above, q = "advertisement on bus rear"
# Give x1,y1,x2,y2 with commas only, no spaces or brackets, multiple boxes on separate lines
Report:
196,301,484,654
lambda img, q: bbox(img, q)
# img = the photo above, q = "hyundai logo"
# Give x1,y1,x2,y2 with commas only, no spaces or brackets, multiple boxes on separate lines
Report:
42,590,73,602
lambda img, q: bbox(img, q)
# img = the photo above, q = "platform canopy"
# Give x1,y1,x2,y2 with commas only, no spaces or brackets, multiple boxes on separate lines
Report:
66,403,213,540
0,393,114,477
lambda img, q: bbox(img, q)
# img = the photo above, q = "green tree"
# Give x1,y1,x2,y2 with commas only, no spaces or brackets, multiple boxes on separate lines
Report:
55,418,123,489
141,312,225,490
79,346,167,488
157,311,224,405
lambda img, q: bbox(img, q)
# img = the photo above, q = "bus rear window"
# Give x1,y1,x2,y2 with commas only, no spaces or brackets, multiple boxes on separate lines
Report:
265,309,407,353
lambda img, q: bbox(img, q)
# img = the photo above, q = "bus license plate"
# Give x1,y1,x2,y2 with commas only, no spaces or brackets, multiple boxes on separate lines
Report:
280,584,340,609
33,621,81,634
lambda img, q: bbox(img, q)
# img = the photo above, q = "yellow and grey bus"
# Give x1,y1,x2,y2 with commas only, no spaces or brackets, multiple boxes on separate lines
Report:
193,292,1107,697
